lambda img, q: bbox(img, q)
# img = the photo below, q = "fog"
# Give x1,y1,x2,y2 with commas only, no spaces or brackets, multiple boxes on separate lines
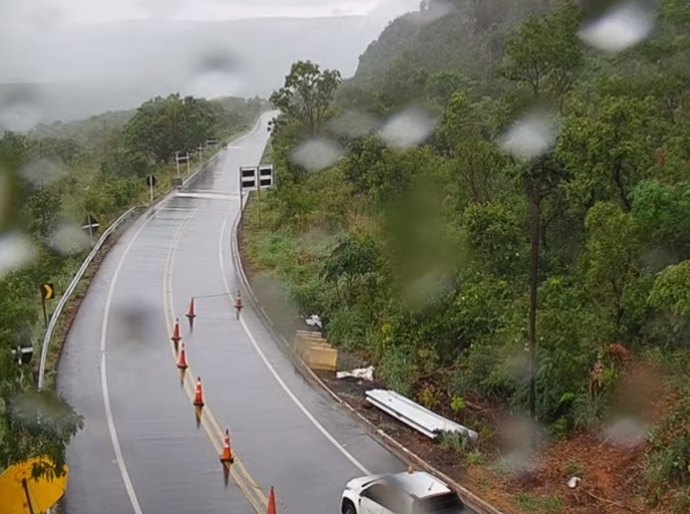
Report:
0,0,420,123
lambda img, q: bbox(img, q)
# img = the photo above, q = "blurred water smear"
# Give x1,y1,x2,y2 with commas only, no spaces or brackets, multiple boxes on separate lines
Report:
499,111,559,162
48,223,91,256
291,138,343,172
378,107,436,150
579,1,656,54
0,232,36,278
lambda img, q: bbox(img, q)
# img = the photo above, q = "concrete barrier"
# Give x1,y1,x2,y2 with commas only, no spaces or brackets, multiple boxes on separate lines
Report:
293,330,338,371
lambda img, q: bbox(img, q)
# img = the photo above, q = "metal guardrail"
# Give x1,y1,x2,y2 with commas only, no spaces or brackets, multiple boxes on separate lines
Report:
37,207,137,390
366,389,479,443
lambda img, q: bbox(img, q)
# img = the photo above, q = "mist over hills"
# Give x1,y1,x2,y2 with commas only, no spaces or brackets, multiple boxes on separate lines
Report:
0,12,417,124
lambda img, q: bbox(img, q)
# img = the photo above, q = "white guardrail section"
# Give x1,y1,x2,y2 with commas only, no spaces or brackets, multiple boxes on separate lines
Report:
365,389,479,444
37,207,137,390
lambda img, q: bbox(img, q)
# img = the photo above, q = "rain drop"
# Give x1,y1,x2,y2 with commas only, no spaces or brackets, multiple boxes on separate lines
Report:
0,170,10,229
328,110,380,139
48,223,91,256
19,159,66,187
185,48,244,99
579,2,655,54
378,107,436,150
499,111,559,161
601,417,648,449
0,88,43,133
0,232,36,279
291,138,343,172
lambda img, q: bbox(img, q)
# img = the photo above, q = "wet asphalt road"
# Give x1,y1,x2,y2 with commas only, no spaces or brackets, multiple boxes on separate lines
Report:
57,113,404,514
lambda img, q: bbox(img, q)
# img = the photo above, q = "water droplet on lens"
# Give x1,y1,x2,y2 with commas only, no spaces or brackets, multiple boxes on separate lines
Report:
48,223,91,256
291,138,343,172
19,159,66,187
499,111,559,161
579,2,655,54
378,107,436,150
0,232,36,278
328,110,380,138
0,86,43,133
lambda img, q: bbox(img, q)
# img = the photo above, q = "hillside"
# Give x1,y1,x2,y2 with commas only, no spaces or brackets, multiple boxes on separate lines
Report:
245,0,690,512
351,0,551,90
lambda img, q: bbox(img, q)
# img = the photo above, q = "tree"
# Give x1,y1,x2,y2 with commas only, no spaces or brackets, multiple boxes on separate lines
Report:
558,95,655,212
501,0,583,107
501,3,582,426
582,202,640,335
632,180,690,260
270,61,342,135
124,94,217,163
435,93,509,204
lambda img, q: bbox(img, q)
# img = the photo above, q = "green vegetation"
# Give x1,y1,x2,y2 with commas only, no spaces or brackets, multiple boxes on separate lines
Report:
515,493,564,514
246,0,690,509
0,94,263,477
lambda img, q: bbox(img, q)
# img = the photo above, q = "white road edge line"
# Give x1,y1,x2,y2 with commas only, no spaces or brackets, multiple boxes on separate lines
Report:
100,216,155,514
218,207,371,476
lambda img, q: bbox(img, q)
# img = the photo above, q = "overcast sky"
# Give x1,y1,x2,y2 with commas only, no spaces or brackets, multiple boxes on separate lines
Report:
1,0,419,25
0,0,421,122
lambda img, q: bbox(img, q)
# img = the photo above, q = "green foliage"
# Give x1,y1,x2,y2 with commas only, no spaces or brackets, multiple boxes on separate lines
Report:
648,261,690,335
124,94,220,163
644,386,690,509
582,202,640,334
537,277,600,420
462,202,527,278
246,3,690,505
515,494,564,514
501,0,582,101
439,430,472,454
326,306,367,350
1,390,83,477
632,180,690,260
450,395,466,413
270,61,341,135
377,345,417,396
571,393,607,431
558,95,656,212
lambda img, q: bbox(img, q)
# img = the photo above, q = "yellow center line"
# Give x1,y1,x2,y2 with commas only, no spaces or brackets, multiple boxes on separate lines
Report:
162,208,269,514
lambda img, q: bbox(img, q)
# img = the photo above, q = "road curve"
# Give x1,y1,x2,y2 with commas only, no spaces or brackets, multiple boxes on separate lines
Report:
57,114,404,514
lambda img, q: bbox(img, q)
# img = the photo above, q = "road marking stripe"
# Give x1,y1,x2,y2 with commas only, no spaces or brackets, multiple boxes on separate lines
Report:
162,208,268,514
101,217,155,514
219,210,371,476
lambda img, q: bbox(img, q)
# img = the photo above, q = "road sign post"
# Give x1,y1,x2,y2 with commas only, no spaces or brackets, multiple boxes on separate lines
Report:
175,152,191,177
81,215,100,243
238,165,274,228
146,175,157,203
41,283,54,328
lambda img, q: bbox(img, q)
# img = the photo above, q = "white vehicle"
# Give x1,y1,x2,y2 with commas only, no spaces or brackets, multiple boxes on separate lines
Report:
341,470,470,514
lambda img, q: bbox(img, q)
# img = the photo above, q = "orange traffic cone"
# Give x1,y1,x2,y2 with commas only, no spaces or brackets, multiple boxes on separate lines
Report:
266,486,277,514
186,297,197,320
220,429,234,464
193,376,205,407
171,318,182,351
177,343,189,370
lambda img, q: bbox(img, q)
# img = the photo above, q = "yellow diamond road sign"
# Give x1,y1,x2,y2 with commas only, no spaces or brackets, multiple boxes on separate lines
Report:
41,283,54,300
